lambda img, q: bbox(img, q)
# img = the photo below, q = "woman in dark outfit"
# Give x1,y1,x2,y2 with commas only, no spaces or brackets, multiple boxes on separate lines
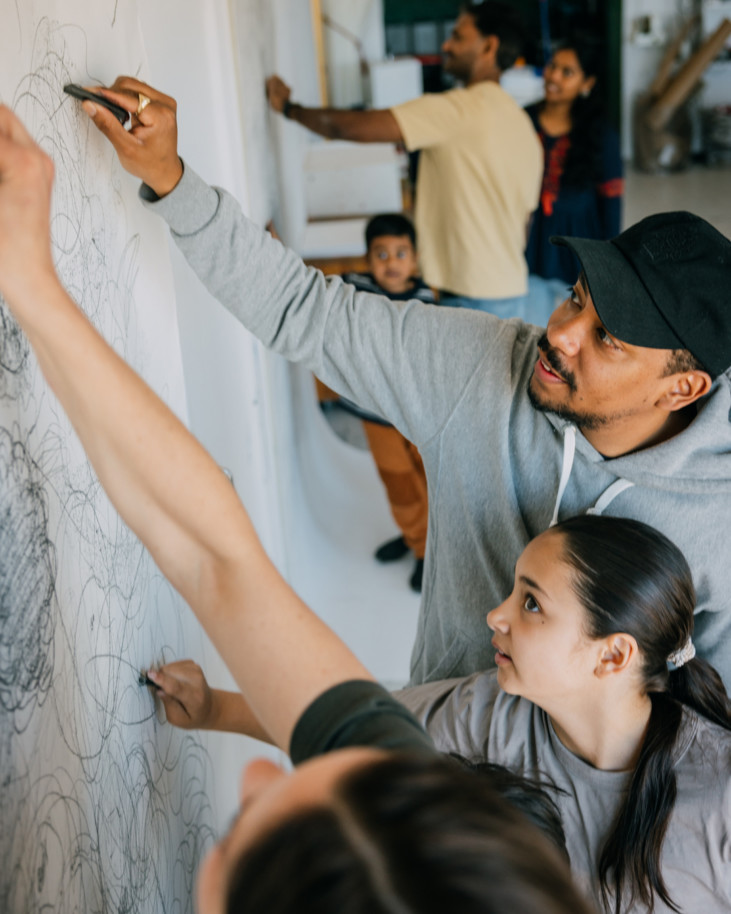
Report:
525,38,623,325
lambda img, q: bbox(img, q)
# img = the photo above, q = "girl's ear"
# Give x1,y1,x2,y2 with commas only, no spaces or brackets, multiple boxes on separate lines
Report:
594,634,638,678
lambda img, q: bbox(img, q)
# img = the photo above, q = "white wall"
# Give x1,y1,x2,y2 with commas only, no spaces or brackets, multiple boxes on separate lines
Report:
1,3,274,909
265,0,322,249
139,0,291,833
138,1,418,830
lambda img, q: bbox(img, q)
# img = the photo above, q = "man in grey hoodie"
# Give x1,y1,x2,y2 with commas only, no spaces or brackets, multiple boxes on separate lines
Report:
85,78,731,688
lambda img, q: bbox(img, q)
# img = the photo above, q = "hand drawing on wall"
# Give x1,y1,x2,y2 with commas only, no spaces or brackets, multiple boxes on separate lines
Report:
1,7,218,912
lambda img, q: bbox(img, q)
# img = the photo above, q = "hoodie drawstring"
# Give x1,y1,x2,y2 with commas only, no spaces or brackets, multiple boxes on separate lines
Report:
549,424,576,527
549,423,635,526
586,479,635,515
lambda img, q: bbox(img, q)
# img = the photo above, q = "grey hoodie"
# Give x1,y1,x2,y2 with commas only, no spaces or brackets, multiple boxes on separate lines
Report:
144,165,731,688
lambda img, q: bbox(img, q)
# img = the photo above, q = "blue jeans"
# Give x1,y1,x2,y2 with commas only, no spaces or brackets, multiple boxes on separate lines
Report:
439,291,527,321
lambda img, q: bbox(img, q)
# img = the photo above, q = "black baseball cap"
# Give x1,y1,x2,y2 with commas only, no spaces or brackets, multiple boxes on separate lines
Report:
551,212,731,378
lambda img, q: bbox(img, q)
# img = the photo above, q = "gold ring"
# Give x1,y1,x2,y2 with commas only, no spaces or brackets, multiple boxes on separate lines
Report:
136,93,151,116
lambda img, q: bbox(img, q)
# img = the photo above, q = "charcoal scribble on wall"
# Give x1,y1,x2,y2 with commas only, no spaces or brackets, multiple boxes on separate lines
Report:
1,4,217,911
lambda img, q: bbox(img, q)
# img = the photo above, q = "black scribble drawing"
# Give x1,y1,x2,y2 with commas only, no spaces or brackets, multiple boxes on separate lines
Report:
13,19,141,352
1,10,218,913
0,299,30,401
0,427,55,720
11,0,23,45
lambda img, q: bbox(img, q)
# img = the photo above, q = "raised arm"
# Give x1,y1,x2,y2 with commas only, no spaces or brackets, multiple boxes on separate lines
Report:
82,77,508,452
266,74,403,143
0,104,373,754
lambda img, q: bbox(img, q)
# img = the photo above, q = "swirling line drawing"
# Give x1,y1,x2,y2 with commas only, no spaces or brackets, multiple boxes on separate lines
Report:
1,13,217,913
0,427,56,722
0,299,30,401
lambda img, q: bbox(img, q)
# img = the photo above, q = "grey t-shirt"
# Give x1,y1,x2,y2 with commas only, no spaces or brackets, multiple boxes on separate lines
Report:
396,671,731,913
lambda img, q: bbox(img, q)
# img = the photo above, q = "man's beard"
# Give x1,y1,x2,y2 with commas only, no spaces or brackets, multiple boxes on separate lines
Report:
527,334,615,432
442,55,471,84
527,380,613,431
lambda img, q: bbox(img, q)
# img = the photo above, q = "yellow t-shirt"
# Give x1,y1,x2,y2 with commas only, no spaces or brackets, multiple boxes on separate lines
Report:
392,82,542,299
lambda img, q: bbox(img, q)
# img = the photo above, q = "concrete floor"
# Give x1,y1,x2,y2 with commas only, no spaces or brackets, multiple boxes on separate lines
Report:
624,163,731,237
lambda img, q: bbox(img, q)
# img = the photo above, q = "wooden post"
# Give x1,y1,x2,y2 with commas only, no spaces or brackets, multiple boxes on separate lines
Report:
310,0,329,107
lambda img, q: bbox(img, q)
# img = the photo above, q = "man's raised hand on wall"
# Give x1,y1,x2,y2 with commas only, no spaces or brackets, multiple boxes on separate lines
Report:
265,74,292,114
83,77,183,198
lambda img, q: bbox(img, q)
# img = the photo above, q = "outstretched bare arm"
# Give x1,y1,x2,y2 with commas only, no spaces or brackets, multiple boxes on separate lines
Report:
0,104,373,754
266,74,403,143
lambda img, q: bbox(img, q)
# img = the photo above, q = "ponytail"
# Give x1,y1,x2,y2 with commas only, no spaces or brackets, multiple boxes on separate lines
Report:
598,660,730,913
555,515,731,913
598,693,680,913
668,656,731,729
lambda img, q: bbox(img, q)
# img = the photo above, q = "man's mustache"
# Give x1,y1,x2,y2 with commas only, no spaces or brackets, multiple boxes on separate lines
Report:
536,334,577,393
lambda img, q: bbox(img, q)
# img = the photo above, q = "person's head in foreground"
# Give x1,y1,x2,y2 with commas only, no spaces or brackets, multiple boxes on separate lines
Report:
529,211,731,453
442,2,525,83
488,513,731,912
365,213,419,296
452,757,569,861
199,748,594,914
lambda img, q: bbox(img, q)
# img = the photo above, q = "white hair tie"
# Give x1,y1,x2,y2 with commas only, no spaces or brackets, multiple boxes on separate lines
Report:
667,639,695,669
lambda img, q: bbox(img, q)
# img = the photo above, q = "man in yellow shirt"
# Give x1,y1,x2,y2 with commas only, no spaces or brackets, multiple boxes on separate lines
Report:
267,2,542,318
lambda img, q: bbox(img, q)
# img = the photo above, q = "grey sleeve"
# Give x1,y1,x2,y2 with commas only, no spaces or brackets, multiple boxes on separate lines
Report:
394,671,501,762
142,164,510,447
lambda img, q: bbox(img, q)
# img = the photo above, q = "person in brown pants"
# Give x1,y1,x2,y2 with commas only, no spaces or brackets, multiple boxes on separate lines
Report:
317,214,436,591
362,419,428,591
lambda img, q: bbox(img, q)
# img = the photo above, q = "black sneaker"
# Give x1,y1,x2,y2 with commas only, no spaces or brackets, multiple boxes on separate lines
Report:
409,558,424,593
375,536,409,563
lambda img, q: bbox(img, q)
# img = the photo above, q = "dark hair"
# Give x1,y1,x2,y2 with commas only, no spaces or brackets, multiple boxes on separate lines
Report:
555,515,731,914
664,348,707,377
226,752,593,914
365,213,416,250
451,756,569,860
464,2,526,71
547,35,605,187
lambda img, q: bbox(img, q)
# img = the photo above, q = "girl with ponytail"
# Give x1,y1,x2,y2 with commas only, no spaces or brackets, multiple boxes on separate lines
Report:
398,515,731,913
